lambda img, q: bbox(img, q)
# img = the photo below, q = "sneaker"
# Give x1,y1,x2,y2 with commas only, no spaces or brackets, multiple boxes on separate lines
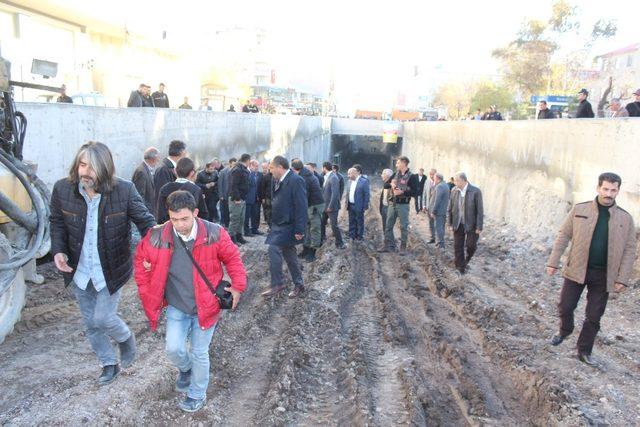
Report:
98,364,120,386
176,369,192,392
179,396,206,412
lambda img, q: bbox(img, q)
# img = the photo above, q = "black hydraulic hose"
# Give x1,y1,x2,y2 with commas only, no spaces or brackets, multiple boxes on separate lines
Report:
0,151,46,270
15,111,26,159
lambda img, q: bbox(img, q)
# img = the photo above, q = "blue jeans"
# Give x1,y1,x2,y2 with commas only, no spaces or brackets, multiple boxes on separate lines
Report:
165,305,217,400
72,282,131,367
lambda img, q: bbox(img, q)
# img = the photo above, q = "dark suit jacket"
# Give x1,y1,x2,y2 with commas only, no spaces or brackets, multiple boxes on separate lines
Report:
132,162,155,214
448,183,483,232
266,170,308,247
323,171,341,212
345,176,370,212
153,158,176,213
156,180,208,224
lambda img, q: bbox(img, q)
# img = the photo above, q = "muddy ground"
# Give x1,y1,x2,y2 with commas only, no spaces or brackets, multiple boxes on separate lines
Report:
1,202,639,426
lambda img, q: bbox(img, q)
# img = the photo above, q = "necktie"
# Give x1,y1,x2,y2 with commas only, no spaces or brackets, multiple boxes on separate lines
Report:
275,180,280,192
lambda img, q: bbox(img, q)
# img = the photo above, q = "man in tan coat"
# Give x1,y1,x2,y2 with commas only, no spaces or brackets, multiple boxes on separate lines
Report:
547,173,637,366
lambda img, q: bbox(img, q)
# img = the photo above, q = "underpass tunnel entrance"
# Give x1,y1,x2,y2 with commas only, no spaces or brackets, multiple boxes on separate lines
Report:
330,135,402,176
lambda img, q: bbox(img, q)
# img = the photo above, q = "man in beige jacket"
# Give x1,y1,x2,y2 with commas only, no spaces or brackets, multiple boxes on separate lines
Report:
547,173,637,366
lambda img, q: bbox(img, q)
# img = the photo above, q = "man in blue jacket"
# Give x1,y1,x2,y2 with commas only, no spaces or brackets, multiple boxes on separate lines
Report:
262,156,308,299
345,167,370,241
244,160,263,236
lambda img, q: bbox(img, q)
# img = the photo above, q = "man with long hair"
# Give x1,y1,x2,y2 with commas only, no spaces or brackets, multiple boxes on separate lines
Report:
50,141,156,385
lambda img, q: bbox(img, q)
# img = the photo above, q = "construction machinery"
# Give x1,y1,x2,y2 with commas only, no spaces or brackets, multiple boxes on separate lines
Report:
0,55,53,343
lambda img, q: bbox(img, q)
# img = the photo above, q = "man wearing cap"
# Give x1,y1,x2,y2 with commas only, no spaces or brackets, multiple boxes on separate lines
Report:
575,89,594,118
625,89,640,117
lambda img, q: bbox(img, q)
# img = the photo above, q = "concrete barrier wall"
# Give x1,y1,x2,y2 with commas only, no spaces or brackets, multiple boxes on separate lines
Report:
401,119,640,239
18,103,331,190
331,118,402,136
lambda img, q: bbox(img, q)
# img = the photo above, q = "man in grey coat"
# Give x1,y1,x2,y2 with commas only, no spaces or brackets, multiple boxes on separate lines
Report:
428,173,450,249
322,161,345,249
448,172,483,274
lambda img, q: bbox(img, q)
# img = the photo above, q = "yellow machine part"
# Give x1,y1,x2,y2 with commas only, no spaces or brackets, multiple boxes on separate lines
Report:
0,166,32,224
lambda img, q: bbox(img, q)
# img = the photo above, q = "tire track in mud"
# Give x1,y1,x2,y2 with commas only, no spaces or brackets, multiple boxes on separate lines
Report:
2,203,588,425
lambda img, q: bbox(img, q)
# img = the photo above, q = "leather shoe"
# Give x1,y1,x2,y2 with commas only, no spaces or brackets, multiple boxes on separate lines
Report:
236,234,248,244
304,248,316,262
261,284,287,297
98,364,120,386
550,334,565,346
427,239,436,244
252,230,264,235
298,247,309,258
578,353,597,367
231,235,241,245
118,334,136,369
244,232,254,237
288,286,305,298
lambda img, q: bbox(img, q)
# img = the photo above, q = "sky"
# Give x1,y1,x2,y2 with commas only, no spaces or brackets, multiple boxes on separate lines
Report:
31,0,640,111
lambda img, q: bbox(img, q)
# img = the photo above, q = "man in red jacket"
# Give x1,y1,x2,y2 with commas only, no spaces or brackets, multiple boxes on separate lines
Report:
134,190,246,412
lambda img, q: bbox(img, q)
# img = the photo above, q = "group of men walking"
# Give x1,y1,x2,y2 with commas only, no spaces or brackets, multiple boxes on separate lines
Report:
47,136,637,415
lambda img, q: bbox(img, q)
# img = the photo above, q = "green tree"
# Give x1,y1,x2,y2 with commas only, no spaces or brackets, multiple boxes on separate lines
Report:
432,80,475,120
469,82,515,113
492,0,616,99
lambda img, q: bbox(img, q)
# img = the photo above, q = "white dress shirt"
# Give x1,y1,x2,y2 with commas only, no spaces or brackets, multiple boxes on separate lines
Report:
349,176,360,204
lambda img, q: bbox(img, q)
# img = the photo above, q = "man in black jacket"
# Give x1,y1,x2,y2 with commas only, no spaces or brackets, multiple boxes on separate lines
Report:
154,140,187,219
218,158,236,228
292,159,324,262
50,141,155,386
380,156,419,254
575,89,595,118
196,160,219,223
228,153,251,244
259,162,273,227
127,84,154,107
537,101,555,119
306,162,324,188
626,89,640,117
132,147,160,214
156,158,208,224
151,83,170,108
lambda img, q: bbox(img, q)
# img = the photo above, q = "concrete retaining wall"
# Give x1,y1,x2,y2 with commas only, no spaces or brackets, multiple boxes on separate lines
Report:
18,103,331,190
401,119,640,239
